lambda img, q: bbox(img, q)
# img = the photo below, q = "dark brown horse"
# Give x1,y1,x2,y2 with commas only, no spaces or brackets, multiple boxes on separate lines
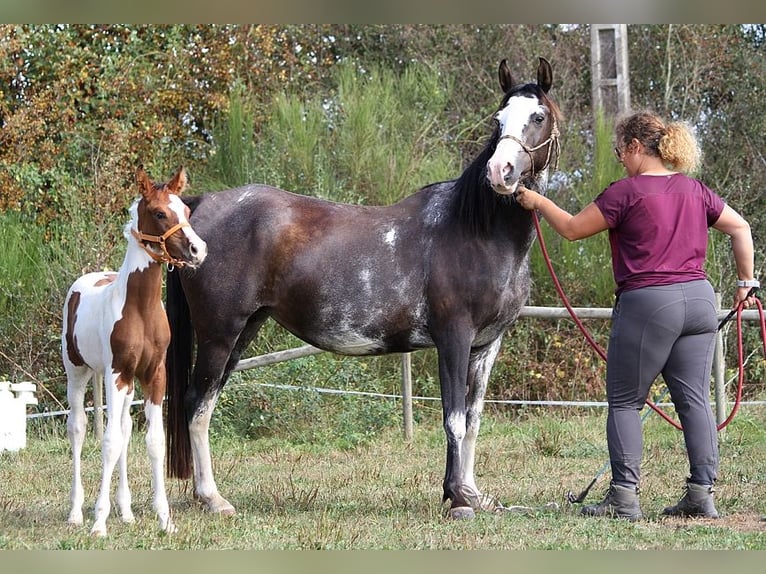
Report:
166,57,562,519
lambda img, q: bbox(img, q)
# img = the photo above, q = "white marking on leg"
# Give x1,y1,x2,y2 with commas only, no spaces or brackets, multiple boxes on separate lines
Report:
461,338,502,510
91,379,129,537
66,366,90,526
115,388,135,524
145,400,176,533
190,393,235,514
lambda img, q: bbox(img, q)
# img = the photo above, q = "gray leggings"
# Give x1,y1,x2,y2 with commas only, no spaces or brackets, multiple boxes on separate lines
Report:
606,279,719,487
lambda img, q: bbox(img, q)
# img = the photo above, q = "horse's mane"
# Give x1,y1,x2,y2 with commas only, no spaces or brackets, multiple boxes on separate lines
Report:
453,83,561,237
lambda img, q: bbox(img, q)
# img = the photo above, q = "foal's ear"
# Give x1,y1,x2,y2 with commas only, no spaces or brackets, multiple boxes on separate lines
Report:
536,57,553,93
498,59,514,93
166,167,188,196
136,165,156,199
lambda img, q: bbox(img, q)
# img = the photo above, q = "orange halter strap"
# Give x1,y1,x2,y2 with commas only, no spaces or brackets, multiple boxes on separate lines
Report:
131,221,190,268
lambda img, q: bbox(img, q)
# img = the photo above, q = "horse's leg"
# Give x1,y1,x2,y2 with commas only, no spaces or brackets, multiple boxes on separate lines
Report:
435,328,474,519
115,386,135,524
188,313,268,514
91,377,129,537
461,337,503,512
188,387,228,513
65,365,91,526
144,383,176,533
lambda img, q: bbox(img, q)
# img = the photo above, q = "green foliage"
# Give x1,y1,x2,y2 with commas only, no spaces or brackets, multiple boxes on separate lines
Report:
1,24,764,422
528,108,617,308
202,60,456,206
211,354,408,449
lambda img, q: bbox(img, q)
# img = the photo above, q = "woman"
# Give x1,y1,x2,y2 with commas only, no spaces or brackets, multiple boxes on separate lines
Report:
515,110,756,520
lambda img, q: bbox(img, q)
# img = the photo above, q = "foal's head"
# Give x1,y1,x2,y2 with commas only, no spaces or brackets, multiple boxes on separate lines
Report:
486,57,561,195
131,166,207,268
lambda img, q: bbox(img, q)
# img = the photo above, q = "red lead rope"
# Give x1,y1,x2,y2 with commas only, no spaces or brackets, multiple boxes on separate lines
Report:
531,210,766,431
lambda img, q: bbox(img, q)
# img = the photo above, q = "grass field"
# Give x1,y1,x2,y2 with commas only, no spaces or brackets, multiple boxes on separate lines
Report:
1,407,765,550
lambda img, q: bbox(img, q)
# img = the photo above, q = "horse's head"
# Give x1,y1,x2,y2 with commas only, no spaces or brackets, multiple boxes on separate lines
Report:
132,166,208,268
486,57,561,196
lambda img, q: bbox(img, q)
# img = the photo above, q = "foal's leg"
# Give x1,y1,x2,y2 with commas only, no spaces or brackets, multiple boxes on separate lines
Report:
115,386,135,524
144,389,177,533
461,337,503,511
65,365,91,526
91,379,129,537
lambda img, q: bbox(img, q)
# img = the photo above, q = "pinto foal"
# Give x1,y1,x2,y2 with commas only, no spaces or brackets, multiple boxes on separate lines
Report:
62,166,207,536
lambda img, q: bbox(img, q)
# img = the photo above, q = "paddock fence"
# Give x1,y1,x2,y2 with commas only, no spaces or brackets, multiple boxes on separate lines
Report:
26,302,766,443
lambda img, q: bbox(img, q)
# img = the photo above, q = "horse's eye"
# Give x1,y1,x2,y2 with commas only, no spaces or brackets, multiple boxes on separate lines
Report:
534,114,545,124
155,211,167,220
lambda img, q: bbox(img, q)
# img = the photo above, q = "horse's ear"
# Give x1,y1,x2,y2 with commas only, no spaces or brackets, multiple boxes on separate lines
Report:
136,165,156,199
167,167,188,196
498,59,514,93
536,57,553,93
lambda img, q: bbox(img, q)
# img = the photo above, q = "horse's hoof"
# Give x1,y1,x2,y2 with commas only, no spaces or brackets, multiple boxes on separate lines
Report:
205,501,236,516
449,506,476,520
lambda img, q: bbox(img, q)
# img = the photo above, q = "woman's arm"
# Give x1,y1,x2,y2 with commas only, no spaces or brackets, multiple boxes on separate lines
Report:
515,185,608,241
712,204,757,308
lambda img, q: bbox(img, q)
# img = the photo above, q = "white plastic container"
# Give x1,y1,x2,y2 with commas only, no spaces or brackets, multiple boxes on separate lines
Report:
0,381,38,452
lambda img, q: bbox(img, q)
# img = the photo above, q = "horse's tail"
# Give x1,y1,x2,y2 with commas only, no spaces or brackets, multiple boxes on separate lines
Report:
165,266,194,479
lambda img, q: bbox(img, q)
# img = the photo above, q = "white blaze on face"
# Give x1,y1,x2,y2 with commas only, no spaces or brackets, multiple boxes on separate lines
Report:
486,95,545,194
168,195,208,263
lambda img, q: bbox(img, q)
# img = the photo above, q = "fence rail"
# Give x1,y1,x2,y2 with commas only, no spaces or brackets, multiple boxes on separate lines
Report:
31,303,764,444
230,303,761,440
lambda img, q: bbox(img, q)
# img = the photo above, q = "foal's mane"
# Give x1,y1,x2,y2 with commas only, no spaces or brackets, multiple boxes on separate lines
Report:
453,83,561,237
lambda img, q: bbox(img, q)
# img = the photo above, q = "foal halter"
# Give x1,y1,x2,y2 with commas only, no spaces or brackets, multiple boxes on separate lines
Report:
131,221,191,268
498,118,561,180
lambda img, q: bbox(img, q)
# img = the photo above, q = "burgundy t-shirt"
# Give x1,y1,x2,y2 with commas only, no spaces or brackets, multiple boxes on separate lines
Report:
593,173,725,295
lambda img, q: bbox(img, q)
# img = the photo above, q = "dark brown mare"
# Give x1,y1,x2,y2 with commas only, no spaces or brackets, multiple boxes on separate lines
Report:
165,58,562,519
62,166,207,536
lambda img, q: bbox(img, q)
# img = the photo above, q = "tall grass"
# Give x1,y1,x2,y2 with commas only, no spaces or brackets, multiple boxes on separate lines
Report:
204,61,457,206
0,177,128,403
528,108,620,308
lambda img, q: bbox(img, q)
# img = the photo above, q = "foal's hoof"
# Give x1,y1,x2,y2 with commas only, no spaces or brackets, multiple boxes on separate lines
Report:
163,521,179,535
448,506,476,520
66,513,83,526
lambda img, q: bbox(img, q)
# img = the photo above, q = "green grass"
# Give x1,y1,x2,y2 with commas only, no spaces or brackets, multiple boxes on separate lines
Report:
2,407,765,549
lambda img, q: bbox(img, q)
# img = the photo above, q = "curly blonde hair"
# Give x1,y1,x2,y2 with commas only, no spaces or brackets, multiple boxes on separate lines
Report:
615,111,701,173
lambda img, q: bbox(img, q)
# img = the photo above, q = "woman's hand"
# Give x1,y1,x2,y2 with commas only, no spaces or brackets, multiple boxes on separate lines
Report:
514,185,541,211
733,287,758,310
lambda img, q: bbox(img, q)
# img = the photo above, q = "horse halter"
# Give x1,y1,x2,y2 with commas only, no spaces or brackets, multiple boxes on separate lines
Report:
131,221,191,268
498,118,561,181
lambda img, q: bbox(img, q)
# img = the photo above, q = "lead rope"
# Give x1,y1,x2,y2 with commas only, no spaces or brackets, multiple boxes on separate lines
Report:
531,210,765,432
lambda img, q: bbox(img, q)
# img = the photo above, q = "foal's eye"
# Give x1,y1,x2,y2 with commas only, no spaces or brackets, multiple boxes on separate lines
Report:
533,113,545,124
154,211,167,220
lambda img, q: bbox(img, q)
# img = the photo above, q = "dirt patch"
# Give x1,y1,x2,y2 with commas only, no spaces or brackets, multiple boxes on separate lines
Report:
661,512,766,533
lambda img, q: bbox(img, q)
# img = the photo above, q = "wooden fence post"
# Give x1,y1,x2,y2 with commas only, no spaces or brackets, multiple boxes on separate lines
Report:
401,353,413,441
